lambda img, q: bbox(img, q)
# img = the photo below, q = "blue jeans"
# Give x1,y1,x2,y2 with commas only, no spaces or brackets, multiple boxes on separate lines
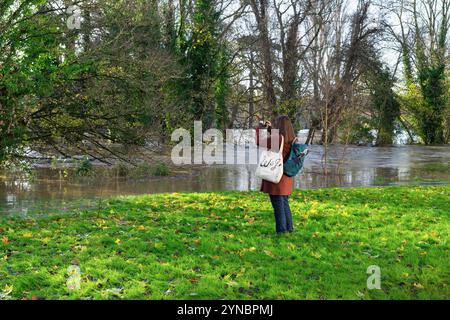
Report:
269,195,293,233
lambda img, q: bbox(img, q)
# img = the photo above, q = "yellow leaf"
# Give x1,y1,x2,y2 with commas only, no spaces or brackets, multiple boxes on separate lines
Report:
137,225,145,231
264,250,274,258
413,282,424,289
115,239,122,245
42,237,51,243
23,232,33,238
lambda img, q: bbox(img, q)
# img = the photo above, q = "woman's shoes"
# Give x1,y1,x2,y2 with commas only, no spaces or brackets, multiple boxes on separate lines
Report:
276,230,294,236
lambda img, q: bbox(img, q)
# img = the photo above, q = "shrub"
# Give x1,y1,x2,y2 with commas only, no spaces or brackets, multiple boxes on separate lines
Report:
152,162,169,176
75,156,93,176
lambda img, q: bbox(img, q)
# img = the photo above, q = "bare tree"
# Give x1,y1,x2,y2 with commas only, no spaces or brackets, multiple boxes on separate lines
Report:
380,0,450,144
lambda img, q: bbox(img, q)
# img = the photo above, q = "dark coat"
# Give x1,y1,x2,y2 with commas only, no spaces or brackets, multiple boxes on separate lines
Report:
256,127,293,196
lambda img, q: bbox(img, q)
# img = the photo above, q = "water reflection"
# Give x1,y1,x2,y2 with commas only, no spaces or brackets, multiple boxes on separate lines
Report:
1,145,449,215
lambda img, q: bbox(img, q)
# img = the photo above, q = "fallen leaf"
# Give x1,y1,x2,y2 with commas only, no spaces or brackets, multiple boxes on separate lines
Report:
190,277,199,284
42,237,51,243
287,243,297,251
413,282,424,289
1,236,9,244
264,250,275,258
0,285,13,300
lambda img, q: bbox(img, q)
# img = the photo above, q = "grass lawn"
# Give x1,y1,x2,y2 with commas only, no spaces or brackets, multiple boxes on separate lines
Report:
0,186,448,300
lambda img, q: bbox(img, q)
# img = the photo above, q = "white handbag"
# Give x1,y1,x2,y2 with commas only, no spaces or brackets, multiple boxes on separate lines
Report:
256,135,284,184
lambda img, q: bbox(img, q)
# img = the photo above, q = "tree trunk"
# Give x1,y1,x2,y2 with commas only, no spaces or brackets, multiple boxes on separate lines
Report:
248,51,255,129
250,0,277,119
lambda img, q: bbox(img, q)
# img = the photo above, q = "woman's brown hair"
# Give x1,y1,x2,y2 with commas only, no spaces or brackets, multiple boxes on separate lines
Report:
274,115,296,144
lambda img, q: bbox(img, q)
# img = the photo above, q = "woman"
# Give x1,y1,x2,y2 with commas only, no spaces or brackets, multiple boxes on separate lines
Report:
256,115,296,234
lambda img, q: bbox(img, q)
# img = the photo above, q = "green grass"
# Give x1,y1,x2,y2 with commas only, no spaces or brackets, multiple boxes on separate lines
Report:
0,186,449,300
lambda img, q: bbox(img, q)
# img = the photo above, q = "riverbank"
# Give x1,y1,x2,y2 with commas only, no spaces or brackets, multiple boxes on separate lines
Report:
0,186,448,300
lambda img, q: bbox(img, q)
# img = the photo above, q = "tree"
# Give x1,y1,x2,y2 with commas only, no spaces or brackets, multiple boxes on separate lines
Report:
302,0,379,144
365,63,401,146
382,0,449,144
0,0,77,163
0,0,181,165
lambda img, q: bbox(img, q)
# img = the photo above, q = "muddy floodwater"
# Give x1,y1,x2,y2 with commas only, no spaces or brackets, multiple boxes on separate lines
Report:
1,145,449,215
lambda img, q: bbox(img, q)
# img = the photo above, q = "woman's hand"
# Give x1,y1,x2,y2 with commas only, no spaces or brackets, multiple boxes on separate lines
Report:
257,120,271,130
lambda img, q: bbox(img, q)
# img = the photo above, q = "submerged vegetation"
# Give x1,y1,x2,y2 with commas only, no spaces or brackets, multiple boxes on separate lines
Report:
54,161,171,180
0,186,448,300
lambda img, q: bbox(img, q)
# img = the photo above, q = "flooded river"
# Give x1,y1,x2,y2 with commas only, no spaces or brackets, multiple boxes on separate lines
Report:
1,145,449,215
